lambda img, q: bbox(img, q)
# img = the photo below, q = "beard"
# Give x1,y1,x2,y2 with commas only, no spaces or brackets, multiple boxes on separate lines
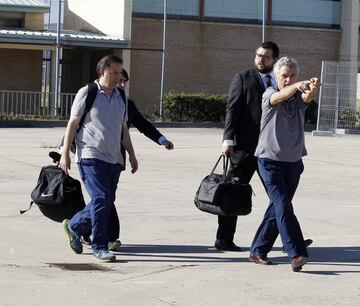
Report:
256,65,273,74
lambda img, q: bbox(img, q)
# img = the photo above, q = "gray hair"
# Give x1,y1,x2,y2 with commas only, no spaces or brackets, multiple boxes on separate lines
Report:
273,57,300,77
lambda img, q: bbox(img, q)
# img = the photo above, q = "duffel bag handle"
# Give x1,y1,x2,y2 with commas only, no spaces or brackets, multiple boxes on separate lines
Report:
210,155,231,182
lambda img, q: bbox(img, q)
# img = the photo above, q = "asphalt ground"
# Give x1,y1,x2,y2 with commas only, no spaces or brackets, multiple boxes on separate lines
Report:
0,127,359,306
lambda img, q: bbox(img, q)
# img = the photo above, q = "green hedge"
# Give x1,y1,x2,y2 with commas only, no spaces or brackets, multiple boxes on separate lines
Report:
163,91,227,122
163,91,318,124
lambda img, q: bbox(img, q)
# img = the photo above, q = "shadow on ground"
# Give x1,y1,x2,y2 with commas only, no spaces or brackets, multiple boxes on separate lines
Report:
113,244,360,271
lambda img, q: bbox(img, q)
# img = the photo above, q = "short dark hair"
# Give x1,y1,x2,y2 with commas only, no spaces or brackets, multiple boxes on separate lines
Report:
121,68,129,81
258,41,279,59
96,55,123,76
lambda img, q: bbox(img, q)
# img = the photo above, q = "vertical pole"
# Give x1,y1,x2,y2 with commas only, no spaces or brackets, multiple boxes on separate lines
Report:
159,0,167,121
199,0,205,22
334,64,340,132
316,61,325,131
262,0,266,42
54,0,62,117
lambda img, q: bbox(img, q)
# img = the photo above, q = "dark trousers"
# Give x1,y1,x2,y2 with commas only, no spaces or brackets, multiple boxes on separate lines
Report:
84,200,120,243
250,158,308,259
109,204,120,242
216,152,266,242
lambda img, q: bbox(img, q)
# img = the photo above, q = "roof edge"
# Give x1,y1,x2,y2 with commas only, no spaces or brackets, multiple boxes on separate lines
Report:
0,4,49,13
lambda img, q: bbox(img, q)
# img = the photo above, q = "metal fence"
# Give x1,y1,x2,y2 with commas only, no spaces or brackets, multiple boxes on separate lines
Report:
0,90,76,119
316,61,360,134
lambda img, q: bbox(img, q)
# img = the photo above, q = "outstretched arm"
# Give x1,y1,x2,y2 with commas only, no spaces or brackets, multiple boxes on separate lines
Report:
130,100,174,150
302,77,320,103
270,81,311,105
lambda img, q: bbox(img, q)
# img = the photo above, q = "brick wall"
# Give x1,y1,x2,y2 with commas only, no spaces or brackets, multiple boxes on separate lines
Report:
0,49,42,91
24,12,44,30
130,17,340,117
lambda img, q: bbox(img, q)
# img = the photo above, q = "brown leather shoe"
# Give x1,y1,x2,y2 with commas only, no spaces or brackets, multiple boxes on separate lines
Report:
291,256,308,272
249,253,272,265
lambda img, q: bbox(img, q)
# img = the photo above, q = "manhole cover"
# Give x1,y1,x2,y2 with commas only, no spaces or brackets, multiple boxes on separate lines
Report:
47,263,113,271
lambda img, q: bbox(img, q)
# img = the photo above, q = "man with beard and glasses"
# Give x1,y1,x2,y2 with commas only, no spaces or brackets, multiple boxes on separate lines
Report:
215,41,280,251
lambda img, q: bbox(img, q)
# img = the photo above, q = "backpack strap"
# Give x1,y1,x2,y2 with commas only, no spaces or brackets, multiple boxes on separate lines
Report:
77,83,98,132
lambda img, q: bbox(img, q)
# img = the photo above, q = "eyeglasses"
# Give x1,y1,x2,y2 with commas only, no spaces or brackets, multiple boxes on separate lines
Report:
255,53,272,61
119,79,128,83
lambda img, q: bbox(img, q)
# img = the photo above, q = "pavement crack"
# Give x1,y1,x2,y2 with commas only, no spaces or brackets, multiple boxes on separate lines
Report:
113,264,197,283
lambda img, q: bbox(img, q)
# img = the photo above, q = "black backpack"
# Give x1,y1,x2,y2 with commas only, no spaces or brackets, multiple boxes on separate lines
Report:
20,165,85,222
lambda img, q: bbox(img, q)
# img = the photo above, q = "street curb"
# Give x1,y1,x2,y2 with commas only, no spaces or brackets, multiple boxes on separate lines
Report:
0,120,224,129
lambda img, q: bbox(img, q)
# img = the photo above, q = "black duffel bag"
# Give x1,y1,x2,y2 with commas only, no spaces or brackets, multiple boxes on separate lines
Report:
20,165,85,222
194,156,252,216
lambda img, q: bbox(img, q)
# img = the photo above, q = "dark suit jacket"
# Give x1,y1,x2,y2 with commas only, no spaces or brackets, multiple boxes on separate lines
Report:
127,99,163,144
223,68,266,156
121,98,164,169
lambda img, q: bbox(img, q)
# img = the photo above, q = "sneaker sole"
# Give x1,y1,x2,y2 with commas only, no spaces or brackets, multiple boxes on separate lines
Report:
93,255,116,262
62,219,83,254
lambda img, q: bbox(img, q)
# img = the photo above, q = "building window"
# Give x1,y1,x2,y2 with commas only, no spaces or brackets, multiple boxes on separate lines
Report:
272,0,341,29
204,0,263,24
132,0,341,29
0,12,24,28
133,0,200,19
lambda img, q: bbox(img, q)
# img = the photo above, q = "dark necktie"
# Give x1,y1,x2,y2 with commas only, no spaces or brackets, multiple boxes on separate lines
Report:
265,75,272,88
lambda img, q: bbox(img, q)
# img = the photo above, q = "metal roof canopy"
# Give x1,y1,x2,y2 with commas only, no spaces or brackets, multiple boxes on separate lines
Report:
0,29,129,48
0,0,49,13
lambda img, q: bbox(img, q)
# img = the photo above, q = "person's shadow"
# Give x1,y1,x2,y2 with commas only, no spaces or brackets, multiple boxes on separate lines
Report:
114,244,360,273
114,244,246,263
270,246,360,275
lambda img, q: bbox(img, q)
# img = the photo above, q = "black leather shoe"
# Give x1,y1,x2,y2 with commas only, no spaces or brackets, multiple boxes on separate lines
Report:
214,239,242,251
304,239,313,248
282,238,313,253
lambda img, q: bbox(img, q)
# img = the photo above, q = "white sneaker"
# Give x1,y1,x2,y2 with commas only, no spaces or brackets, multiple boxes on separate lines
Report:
108,240,122,251
93,249,116,262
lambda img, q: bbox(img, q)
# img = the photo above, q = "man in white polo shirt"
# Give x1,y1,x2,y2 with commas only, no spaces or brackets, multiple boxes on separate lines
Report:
59,55,138,262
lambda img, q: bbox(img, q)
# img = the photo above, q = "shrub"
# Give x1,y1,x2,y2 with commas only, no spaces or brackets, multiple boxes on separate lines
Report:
163,91,319,124
338,107,360,129
163,91,227,122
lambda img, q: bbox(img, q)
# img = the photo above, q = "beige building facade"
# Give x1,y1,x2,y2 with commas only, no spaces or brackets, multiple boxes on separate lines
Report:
130,17,341,114
0,1,48,92
0,0,359,120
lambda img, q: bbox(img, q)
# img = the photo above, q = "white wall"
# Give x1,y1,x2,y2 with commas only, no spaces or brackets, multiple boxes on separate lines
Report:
65,0,132,38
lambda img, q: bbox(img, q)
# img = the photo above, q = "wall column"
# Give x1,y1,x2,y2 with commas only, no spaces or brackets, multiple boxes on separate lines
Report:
340,0,359,62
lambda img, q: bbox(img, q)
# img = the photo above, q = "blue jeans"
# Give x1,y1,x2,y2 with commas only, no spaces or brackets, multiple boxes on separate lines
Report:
250,158,308,259
69,158,122,252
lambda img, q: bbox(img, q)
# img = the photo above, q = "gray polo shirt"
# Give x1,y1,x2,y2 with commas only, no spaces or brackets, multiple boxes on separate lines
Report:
254,87,308,162
71,81,127,165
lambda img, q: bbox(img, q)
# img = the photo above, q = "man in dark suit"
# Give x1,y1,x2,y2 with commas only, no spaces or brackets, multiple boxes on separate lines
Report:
216,41,280,251
108,68,174,251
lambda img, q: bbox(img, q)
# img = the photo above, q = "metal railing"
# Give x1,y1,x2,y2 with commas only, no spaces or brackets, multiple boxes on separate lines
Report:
0,90,76,119
316,61,360,134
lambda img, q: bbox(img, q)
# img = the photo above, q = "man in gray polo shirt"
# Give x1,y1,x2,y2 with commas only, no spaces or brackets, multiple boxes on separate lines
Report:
59,55,138,262
248,57,320,272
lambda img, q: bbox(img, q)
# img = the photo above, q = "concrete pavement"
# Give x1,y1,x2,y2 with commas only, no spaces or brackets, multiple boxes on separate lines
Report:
0,127,359,306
